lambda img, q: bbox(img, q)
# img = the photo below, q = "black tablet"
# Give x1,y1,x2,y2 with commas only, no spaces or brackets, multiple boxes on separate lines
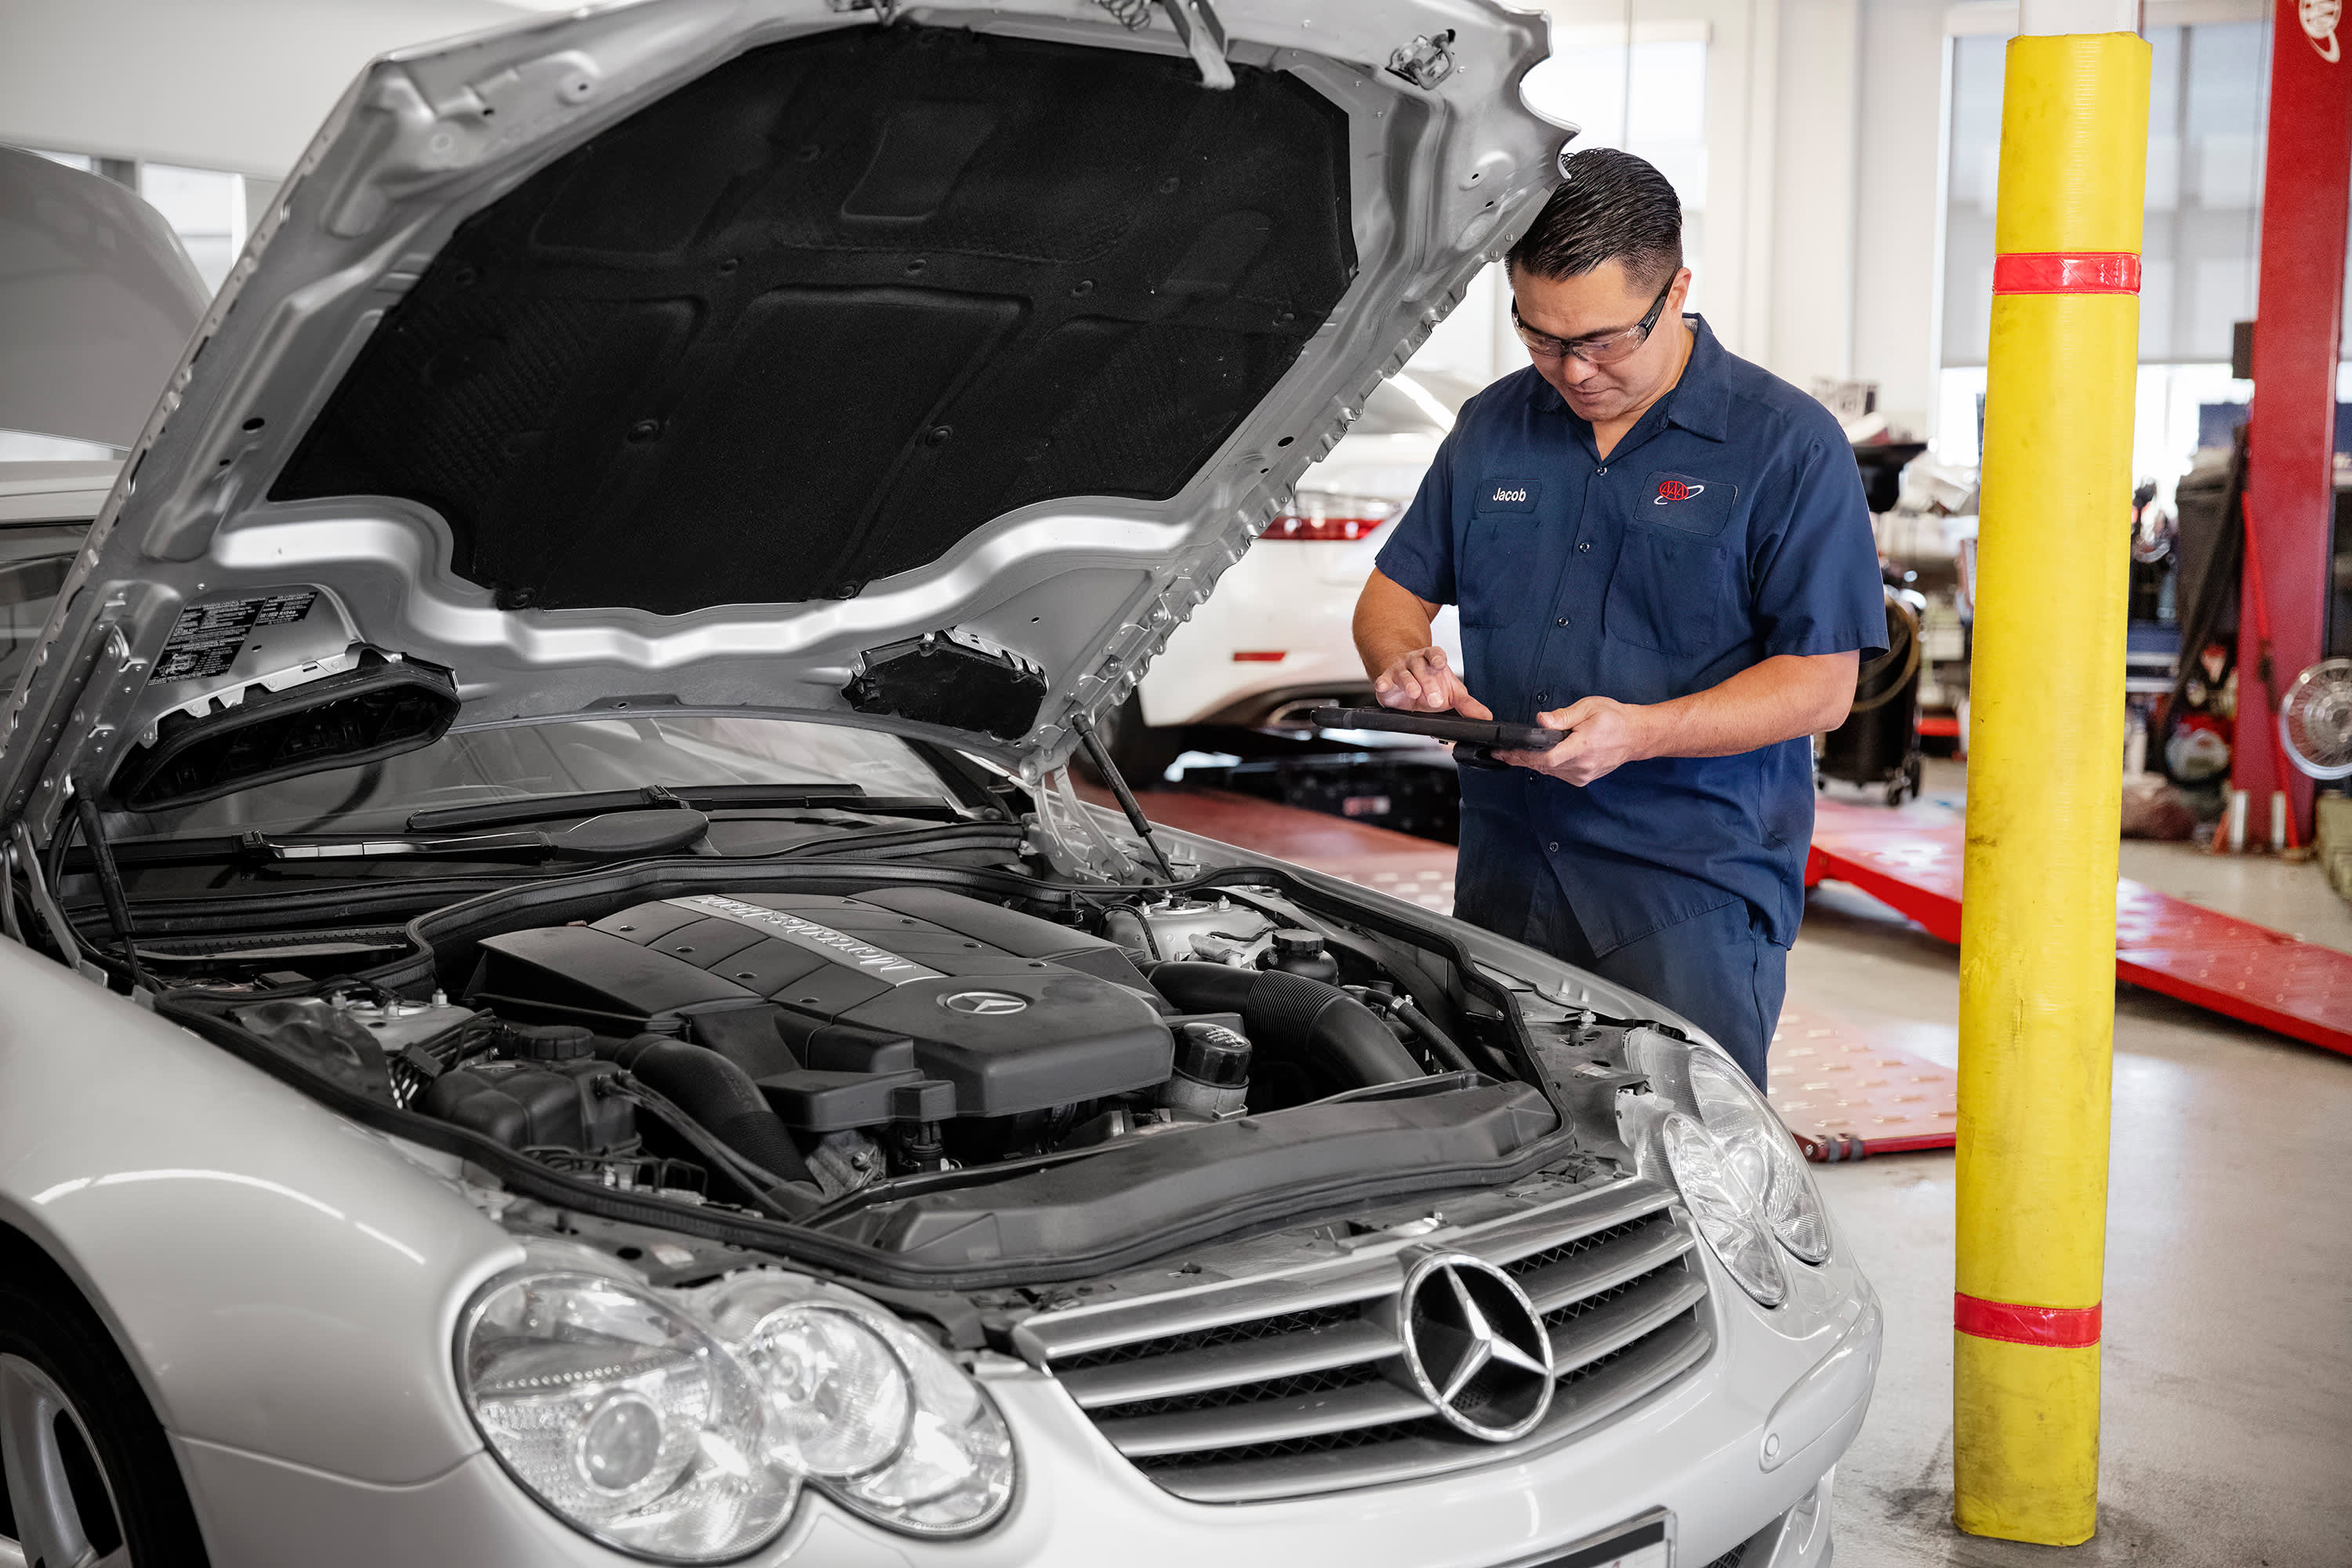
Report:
1309,706,1566,752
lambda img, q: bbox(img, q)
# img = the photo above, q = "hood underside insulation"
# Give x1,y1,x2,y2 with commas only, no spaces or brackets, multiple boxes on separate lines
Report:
272,23,1358,616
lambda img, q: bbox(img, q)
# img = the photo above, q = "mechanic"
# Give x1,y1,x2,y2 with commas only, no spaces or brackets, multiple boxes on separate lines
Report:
1352,147,1884,1087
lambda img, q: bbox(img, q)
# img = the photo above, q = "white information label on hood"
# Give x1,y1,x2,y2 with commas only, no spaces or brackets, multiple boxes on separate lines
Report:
154,590,319,681
666,895,945,985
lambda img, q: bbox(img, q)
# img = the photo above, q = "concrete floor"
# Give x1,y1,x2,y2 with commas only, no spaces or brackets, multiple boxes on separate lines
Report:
1799,762,2352,1563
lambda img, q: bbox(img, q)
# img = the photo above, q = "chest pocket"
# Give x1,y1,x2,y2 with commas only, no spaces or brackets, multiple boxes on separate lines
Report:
1640,471,1739,535
1605,521,1746,656
1460,477,1542,628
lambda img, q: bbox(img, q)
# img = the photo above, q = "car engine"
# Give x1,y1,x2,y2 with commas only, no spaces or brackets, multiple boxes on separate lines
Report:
221,885,1467,1208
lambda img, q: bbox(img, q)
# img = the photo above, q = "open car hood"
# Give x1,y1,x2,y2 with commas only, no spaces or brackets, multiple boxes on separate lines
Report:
0,0,1568,833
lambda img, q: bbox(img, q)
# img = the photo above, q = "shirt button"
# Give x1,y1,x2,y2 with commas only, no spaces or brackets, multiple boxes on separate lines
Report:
1548,841,1561,852
1577,542,1591,553
1596,466,1608,476
1555,616,1567,626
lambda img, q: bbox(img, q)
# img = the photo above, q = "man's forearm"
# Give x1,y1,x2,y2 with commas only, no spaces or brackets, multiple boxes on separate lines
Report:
1353,569,1493,717
1628,653,1858,759
1352,568,1439,678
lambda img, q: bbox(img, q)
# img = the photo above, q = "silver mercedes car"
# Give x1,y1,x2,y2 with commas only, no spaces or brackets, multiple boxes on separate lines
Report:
0,3,1878,1566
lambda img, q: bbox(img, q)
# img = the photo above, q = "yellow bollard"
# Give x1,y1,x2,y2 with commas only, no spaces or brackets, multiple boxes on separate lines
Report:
1955,23,2150,1548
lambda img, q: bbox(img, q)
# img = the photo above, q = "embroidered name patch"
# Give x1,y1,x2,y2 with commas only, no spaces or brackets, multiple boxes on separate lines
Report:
1474,478,1541,514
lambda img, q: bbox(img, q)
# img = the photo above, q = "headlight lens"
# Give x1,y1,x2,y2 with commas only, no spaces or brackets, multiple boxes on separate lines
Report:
740,1305,913,1476
1661,1112,1788,1306
704,1276,1016,1537
1686,1051,1833,1263
833,1313,1017,1534
459,1272,798,1561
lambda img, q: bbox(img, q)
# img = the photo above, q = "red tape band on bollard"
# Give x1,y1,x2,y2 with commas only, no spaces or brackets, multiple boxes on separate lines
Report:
1954,1291,2102,1348
1991,252,2143,295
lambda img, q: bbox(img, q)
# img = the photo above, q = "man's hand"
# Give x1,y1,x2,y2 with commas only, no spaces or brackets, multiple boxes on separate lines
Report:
1356,571,1493,717
1373,645,1494,718
1494,653,1857,784
1495,695,1655,786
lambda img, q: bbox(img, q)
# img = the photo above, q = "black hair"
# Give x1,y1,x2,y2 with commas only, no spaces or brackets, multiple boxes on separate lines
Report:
1506,147,1684,292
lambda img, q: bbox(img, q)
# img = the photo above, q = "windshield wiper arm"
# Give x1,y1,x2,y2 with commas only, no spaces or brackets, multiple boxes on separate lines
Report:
405,782,867,833
61,829,583,870
259,829,570,862
267,806,718,863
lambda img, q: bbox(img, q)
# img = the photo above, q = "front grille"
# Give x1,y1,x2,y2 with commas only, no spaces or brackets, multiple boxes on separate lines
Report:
1051,1302,1362,1372
1019,1178,1714,1502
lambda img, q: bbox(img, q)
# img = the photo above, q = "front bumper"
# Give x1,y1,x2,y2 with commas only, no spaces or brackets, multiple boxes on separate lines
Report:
173,1259,1878,1567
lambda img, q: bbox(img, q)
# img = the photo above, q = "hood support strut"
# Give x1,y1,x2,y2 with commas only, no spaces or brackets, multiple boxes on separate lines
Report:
1069,713,1179,881
1157,0,1236,89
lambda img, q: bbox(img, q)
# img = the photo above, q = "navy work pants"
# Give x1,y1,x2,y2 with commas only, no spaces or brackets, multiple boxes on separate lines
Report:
1458,867,1785,1089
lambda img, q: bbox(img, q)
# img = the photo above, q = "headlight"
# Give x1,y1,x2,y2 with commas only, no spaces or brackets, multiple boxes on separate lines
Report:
705,1276,1016,1537
738,1303,914,1476
1685,1051,1833,1263
1661,1112,1788,1306
459,1272,798,1561
834,1312,1016,1534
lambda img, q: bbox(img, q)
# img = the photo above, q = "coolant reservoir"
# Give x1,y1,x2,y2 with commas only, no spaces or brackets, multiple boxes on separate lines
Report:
1163,1019,1251,1120
1261,928,1341,985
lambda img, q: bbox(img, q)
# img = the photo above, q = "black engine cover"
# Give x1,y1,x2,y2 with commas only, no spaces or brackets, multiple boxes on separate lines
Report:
467,888,1171,1120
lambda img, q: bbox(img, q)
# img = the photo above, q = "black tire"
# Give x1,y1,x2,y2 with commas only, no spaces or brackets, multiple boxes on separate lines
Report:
1075,694,1186,789
0,1236,211,1567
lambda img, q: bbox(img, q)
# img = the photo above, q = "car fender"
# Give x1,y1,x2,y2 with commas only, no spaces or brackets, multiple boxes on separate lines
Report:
0,939,521,1484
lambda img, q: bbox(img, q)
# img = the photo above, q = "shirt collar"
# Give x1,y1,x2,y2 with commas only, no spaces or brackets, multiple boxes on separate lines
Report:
1659,314,1730,443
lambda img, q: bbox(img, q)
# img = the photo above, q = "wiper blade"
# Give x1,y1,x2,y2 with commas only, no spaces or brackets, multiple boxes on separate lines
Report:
71,810,719,869
261,830,568,862
405,782,869,833
274,808,714,862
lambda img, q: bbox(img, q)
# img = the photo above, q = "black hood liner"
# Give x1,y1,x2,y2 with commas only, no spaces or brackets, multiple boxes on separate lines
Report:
273,24,1358,615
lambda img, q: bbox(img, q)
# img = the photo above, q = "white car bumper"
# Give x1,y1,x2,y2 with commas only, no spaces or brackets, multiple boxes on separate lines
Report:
173,1263,1878,1568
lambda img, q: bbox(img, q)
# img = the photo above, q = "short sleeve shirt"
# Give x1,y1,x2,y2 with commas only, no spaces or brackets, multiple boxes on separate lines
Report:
1373,316,1886,954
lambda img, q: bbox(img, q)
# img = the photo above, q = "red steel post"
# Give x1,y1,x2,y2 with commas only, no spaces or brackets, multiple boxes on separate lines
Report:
2238,0,2352,836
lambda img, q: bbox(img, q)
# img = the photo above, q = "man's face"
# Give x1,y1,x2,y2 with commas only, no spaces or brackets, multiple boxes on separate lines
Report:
1510,259,1693,425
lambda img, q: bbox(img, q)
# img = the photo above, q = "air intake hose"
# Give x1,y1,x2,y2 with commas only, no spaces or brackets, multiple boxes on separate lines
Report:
604,1033,814,1185
1145,962,1423,1087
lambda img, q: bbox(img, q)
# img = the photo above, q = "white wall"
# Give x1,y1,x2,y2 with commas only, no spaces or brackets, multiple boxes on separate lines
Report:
1754,0,1951,433
1767,0,1861,389
0,0,538,176
1851,0,1951,436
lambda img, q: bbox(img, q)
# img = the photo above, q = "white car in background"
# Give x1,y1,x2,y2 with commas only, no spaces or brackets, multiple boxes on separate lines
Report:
1097,369,1474,780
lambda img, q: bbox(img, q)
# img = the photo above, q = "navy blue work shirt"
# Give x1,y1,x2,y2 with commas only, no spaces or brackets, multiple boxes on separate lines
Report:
1374,315,1885,955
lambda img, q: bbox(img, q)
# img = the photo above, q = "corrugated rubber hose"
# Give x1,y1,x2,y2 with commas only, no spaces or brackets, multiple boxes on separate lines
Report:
604,1033,815,1185
1145,961,1425,1087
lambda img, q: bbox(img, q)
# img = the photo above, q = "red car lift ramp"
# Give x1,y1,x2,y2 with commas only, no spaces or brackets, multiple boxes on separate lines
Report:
1807,800,2352,1059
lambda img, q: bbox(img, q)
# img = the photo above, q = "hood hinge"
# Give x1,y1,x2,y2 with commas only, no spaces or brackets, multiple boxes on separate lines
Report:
1387,31,1459,91
1106,0,1232,91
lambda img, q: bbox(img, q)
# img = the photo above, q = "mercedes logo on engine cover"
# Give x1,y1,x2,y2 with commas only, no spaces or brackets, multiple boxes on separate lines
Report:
1398,1254,1555,1442
940,990,1029,1015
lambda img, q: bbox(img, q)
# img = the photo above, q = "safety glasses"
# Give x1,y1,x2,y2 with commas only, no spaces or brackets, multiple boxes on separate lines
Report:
1511,272,1677,365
